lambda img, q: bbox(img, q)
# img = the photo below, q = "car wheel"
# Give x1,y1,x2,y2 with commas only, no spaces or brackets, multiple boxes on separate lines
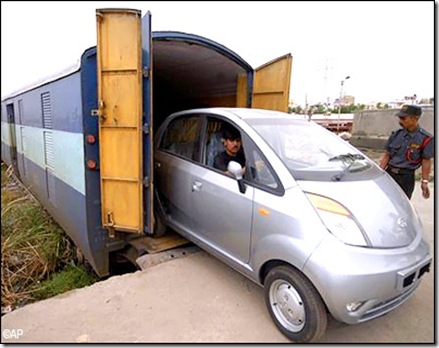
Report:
264,265,327,343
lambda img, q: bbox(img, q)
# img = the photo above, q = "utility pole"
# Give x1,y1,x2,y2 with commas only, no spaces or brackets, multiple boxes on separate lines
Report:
323,59,334,108
324,59,328,106
337,76,350,134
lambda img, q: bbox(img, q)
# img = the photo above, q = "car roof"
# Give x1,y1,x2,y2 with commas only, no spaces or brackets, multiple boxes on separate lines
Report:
172,107,306,121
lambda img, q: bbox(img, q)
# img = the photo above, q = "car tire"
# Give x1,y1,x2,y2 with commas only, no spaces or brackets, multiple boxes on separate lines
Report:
264,265,327,343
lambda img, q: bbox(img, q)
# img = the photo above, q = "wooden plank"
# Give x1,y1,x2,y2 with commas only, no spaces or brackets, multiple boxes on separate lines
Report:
128,232,190,254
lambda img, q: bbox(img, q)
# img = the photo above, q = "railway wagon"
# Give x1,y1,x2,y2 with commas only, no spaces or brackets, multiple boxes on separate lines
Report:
1,8,292,276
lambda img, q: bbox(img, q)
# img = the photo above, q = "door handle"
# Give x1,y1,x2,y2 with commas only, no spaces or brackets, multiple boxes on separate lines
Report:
192,181,202,192
155,162,161,169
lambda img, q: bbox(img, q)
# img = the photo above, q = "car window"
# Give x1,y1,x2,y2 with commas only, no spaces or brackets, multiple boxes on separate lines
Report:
197,116,282,193
204,117,246,173
160,116,202,162
242,135,280,192
250,150,279,189
204,118,224,167
246,118,375,181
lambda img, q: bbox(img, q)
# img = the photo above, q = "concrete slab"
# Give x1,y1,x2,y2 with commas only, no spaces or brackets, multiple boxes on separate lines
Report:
136,245,201,270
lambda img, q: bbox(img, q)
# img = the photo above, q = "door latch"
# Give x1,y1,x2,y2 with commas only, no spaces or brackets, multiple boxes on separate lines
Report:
91,100,107,123
106,211,115,238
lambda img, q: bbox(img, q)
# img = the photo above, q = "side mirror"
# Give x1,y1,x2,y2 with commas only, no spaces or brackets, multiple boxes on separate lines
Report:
227,161,246,194
227,161,243,179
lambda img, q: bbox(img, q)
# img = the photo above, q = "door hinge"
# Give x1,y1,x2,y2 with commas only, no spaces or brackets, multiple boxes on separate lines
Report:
142,123,150,134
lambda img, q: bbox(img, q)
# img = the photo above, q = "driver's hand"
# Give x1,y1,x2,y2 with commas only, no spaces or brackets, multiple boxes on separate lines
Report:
255,160,265,170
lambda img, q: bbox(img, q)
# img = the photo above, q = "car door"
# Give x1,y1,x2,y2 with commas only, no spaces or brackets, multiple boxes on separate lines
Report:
190,116,254,264
155,114,203,232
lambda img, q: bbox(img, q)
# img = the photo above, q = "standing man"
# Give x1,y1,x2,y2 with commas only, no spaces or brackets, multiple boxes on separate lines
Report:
379,104,434,199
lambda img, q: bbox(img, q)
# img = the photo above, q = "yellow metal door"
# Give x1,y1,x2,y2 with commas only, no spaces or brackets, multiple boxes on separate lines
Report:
96,9,143,234
236,74,248,107
251,54,292,112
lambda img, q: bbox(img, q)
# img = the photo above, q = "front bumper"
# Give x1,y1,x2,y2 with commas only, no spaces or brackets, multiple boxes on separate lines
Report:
303,235,431,324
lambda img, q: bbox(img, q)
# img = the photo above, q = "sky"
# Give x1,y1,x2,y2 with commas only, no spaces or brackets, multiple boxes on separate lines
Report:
1,1,435,106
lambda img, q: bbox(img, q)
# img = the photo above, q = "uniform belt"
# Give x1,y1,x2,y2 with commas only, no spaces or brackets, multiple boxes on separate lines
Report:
387,165,415,174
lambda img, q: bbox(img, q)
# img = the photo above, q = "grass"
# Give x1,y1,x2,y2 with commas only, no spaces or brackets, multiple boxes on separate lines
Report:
32,264,97,300
1,163,97,314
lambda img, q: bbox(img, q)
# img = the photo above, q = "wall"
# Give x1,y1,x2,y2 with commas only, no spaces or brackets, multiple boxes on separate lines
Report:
350,107,434,149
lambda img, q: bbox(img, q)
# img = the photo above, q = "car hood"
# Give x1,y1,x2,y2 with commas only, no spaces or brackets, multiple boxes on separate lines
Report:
297,173,423,248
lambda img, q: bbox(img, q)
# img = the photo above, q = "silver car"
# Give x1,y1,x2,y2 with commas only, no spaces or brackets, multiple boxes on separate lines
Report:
153,107,431,342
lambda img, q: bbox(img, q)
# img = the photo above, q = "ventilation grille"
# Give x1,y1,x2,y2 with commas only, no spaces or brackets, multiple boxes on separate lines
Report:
44,130,56,200
41,92,52,129
43,131,55,172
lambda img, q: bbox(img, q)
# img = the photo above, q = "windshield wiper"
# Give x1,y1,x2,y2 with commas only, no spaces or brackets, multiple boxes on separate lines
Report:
329,153,365,162
330,153,365,181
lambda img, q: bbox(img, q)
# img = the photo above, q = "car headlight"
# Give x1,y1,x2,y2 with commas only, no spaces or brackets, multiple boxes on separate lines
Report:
306,193,369,247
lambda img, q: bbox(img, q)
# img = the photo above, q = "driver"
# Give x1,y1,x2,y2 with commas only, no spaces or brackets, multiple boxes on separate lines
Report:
213,126,246,173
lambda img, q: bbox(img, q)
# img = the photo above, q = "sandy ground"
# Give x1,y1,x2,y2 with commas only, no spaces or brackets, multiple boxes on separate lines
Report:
1,185,434,343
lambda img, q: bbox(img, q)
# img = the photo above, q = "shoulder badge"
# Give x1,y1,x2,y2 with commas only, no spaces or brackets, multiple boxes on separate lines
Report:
419,128,433,138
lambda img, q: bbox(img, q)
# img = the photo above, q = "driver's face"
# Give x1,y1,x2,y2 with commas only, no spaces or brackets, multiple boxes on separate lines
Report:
225,138,241,156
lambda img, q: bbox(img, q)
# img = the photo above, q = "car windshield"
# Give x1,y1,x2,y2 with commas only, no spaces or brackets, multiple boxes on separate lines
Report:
246,118,374,181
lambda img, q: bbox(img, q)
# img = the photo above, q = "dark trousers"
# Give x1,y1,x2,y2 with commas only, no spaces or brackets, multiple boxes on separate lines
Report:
386,166,415,199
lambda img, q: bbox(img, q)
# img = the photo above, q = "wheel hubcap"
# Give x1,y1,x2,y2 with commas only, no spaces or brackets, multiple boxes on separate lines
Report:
269,279,305,332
